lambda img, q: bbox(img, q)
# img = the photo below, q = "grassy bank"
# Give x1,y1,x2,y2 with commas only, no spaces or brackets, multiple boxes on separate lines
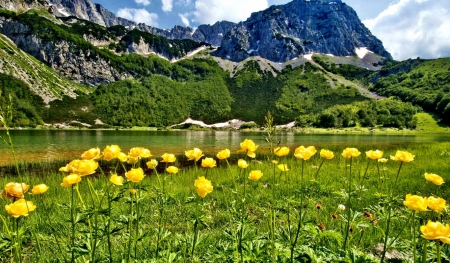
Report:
1,139,450,262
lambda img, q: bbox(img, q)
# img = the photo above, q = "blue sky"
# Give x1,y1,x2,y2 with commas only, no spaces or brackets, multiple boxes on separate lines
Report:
92,0,450,61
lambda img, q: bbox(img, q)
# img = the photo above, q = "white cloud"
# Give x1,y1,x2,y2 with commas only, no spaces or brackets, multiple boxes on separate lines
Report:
179,13,190,26
162,0,173,12
193,0,269,25
363,0,450,60
135,0,151,5
117,8,159,27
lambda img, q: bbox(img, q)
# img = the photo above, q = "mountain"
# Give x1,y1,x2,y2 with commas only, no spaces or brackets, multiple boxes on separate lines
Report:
215,0,391,62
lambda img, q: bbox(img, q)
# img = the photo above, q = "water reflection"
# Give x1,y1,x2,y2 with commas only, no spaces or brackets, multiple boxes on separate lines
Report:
1,130,449,165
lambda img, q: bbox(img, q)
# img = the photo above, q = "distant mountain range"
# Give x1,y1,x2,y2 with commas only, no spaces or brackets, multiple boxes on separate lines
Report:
0,0,391,62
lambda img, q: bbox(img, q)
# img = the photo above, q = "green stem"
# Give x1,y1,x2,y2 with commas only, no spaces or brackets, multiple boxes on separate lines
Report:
380,201,392,263
343,157,353,250
107,188,113,262
360,159,371,186
271,162,276,263
436,240,441,263
191,198,200,259
126,191,134,263
134,184,141,259
291,160,305,262
71,185,75,263
16,218,22,263
314,158,325,180
239,175,247,262
412,211,417,263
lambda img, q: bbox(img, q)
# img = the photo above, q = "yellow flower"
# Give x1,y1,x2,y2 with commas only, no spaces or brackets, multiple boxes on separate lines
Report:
60,159,98,176
428,196,446,212
5,199,36,218
103,145,121,161
161,153,176,163
404,194,428,211
117,152,129,162
109,174,124,186
127,156,139,165
129,147,152,158
249,170,263,181
420,221,450,243
320,149,334,159
61,174,82,187
130,189,137,195
185,148,204,161
238,159,249,169
216,149,231,160
365,150,383,160
425,173,444,186
272,160,279,164
390,150,415,162
32,184,49,195
378,158,388,163
81,147,101,160
274,146,290,157
278,164,289,172
240,139,258,158
294,146,317,160
201,157,217,168
342,148,361,158
194,176,213,198
4,182,29,198
125,168,145,183
147,159,158,169
166,166,179,174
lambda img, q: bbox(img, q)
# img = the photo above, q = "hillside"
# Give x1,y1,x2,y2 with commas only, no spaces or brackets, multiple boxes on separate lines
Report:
0,3,446,129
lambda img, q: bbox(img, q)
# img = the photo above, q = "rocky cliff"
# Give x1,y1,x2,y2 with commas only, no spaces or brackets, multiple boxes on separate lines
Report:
0,15,131,86
215,0,391,62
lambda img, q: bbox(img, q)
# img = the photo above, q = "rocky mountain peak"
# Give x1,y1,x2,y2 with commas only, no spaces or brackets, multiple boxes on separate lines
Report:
215,0,391,62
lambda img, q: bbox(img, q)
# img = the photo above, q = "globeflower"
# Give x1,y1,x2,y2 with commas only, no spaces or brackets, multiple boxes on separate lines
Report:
109,174,124,186
194,176,213,198
294,146,317,160
390,150,415,162
238,159,249,169
59,159,98,176
61,174,82,187
378,158,388,163
342,148,361,159
117,152,128,163
366,150,383,160
185,148,204,161
240,139,258,158
249,170,263,181
425,173,444,186
216,149,231,160
320,149,334,159
274,146,290,157
161,153,176,163
201,157,216,168
427,196,446,212
32,184,49,195
5,199,36,218
103,145,121,161
81,147,101,160
278,164,289,172
420,221,450,243
166,166,179,174
4,182,29,198
125,168,145,183
147,159,158,169
404,194,428,211
129,147,152,158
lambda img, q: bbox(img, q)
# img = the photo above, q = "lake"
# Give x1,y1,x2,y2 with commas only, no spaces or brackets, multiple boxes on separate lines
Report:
1,130,449,165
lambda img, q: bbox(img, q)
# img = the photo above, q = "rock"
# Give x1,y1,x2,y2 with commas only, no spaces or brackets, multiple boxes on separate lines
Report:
214,0,392,62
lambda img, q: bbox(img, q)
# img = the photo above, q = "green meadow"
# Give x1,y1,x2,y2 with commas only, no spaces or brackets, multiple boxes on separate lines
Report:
1,127,450,262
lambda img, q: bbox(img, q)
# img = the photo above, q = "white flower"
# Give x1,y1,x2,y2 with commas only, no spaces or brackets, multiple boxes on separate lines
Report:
338,204,346,211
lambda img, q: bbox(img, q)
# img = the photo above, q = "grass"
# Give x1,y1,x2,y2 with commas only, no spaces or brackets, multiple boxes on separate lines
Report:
1,140,450,262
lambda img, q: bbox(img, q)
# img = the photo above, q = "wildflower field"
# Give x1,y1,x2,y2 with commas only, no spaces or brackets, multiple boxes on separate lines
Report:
1,118,450,262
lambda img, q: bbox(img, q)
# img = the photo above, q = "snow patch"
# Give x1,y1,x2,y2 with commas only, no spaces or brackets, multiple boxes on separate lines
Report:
218,33,223,37
303,53,314,61
276,122,295,129
172,118,255,129
57,8,71,17
355,47,373,59
326,54,335,57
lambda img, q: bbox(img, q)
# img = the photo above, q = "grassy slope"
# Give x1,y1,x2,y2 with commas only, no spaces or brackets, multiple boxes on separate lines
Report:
0,34,91,102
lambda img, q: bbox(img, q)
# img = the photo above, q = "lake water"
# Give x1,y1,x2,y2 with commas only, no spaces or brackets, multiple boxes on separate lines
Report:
1,130,449,165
